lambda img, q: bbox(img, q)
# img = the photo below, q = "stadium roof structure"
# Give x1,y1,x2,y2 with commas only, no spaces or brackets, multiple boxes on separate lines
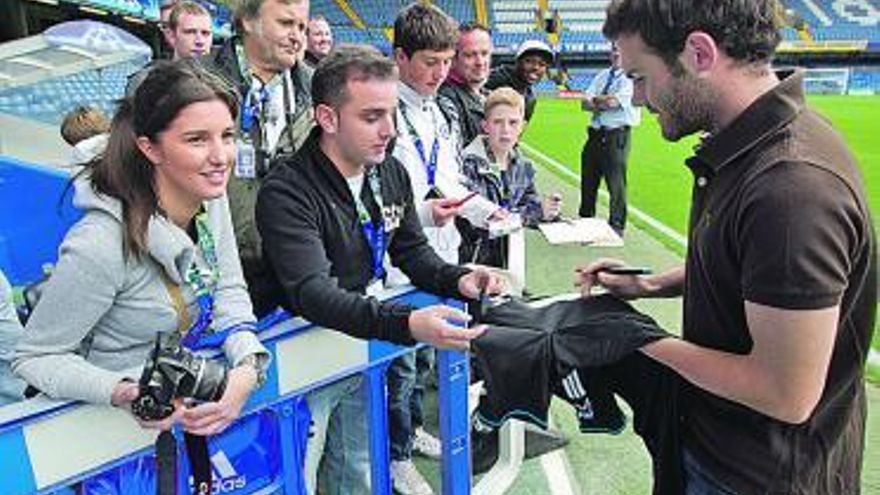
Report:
0,20,151,92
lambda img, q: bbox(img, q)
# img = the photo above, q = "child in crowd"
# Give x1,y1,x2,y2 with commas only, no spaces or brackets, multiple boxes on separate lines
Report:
60,105,110,165
459,86,562,267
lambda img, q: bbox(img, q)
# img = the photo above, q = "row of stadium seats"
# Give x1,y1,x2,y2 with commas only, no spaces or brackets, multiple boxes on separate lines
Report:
0,60,140,126
783,0,879,41
320,0,878,49
311,0,351,26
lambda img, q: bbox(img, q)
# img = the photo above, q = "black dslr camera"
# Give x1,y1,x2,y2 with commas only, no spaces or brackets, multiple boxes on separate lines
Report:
130,333,229,421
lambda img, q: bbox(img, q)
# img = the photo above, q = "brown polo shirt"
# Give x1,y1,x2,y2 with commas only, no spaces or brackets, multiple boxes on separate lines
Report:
681,71,876,494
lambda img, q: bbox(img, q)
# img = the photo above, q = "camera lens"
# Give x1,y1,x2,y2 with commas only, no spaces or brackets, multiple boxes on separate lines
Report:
187,357,228,402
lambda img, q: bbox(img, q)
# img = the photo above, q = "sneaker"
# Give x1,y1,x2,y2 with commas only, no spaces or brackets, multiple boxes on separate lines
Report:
390,459,434,495
412,426,442,460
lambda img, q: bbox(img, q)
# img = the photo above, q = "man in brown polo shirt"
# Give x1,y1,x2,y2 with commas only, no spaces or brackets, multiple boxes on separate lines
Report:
576,1,876,494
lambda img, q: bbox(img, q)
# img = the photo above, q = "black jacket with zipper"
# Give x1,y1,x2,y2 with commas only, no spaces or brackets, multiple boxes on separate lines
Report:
256,128,471,344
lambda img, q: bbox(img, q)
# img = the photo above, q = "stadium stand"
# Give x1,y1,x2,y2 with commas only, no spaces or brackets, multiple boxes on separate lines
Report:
311,0,354,26
782,0,879,41
433,0,477,24
550,0,608,44
0,21,148,126
490,0,542,52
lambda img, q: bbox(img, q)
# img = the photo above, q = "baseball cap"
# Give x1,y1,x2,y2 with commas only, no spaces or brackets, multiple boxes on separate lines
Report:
516,39,554,64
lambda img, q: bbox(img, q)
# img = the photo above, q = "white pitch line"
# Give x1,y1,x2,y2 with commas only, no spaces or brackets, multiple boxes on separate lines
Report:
540,418,579,495
870,349,880,370
519,141,689,249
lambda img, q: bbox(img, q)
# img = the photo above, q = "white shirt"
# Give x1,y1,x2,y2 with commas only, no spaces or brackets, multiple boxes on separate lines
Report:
387,82,498,286
585,67,640,129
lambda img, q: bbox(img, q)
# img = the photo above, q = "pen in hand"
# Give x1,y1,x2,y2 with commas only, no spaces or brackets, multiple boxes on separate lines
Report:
598,266,653,275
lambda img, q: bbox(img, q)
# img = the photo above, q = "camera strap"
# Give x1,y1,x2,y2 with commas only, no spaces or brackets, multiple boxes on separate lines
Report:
155,431,177,495
153,431,213,495
157,277,213,495
185,433,212,495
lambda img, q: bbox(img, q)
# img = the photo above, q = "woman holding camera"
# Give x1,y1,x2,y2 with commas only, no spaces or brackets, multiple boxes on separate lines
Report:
13,60,268,436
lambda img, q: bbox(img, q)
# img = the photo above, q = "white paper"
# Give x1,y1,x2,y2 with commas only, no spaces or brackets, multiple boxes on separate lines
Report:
538,218,624,246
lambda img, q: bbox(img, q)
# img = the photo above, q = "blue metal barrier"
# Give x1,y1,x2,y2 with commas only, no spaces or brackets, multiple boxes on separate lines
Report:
0,157,472,494
0,289,472,495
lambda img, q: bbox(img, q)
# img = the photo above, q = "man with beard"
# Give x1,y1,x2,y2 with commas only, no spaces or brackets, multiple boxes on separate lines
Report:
303,16,333,68
438,22,493,145
578,44,640,236
577,1,876,494
207,0,314,316
484,39,553,122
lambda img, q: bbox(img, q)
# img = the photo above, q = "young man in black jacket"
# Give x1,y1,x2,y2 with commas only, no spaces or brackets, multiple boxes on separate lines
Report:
256,44,500,495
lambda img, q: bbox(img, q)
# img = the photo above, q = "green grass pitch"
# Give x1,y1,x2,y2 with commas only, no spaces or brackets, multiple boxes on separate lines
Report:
522,95,880,235
521,94,880,372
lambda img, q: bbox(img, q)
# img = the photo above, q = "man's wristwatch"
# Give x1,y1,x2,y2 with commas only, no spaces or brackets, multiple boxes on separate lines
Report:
237,354,267,388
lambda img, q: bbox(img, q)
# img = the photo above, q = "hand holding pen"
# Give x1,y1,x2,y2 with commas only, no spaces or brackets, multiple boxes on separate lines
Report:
574,258,654,299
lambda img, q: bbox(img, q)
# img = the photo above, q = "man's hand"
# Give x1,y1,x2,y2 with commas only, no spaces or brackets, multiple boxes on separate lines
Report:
580,94,598,112
429,198,461,226
458,266,505,300
408,305,486,351
489,208,510,221
574,258,656,299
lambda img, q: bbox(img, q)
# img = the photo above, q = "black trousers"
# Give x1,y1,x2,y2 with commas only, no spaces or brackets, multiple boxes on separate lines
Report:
579,126,632,232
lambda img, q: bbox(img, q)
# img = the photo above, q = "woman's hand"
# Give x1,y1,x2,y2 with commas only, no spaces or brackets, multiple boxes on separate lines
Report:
112,379,183,431
178,365,257,436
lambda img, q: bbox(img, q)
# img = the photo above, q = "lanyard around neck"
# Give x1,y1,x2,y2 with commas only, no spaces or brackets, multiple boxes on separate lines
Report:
399,103,440,188
352,167,387,282
178,211,220,349
236,43,293,138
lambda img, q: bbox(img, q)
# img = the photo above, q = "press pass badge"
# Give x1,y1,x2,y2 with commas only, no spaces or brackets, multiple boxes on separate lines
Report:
235,140,257,179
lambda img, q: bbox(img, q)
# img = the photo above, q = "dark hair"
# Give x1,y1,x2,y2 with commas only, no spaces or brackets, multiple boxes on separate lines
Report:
602,0,781,67
89,59,238,258
459,21,491,36
393,2,459,57
312,44,398,109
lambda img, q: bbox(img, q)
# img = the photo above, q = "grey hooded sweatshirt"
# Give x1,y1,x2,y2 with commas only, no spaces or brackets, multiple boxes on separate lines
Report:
13,178,268,405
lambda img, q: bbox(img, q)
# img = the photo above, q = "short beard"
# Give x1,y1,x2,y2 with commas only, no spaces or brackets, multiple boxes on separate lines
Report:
657,65,718,141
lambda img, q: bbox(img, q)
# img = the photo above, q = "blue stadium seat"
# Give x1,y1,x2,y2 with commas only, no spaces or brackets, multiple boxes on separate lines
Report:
311,0,353,26
783,0,878,42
